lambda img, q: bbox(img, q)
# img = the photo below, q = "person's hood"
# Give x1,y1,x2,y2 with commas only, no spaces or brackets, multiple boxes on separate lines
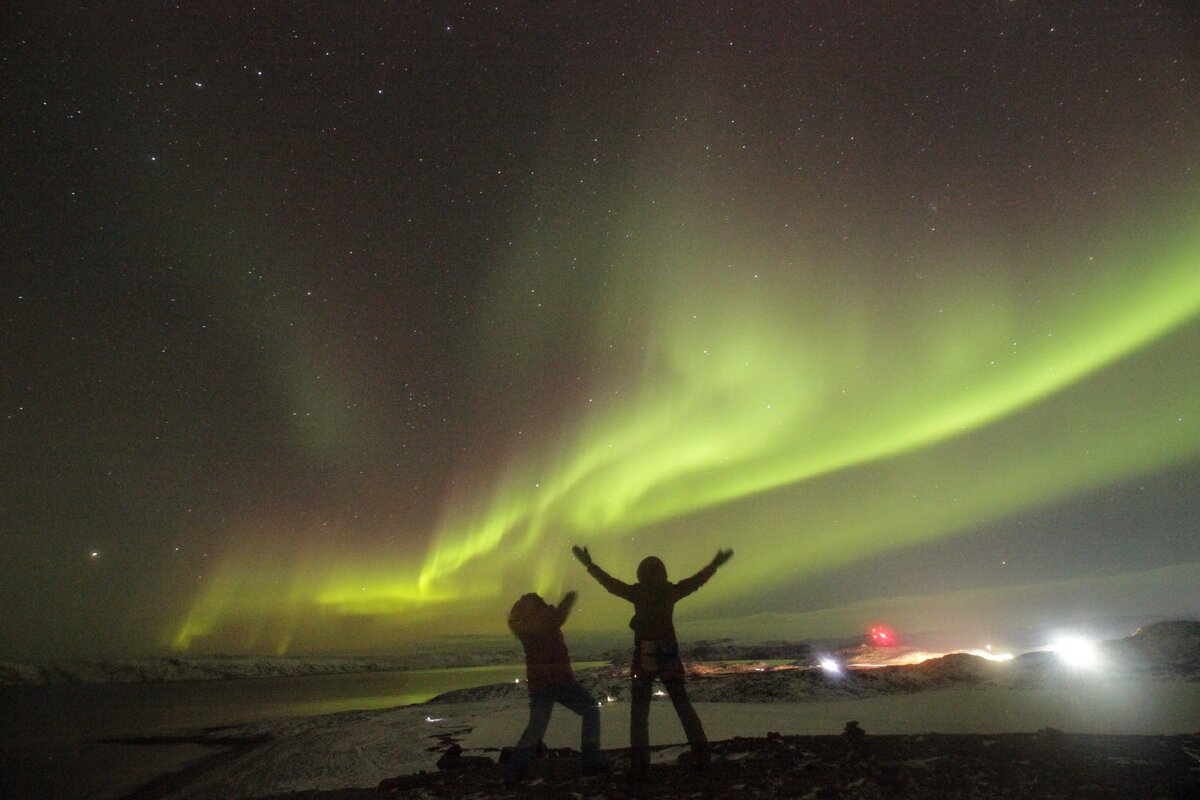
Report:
637,556,668,583
509,592,546,622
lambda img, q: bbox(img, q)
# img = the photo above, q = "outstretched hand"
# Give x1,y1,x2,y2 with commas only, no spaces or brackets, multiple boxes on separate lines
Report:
711,548,734,569
572,545,593,567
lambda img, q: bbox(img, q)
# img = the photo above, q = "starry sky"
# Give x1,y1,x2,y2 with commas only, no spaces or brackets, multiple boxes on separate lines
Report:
3,2,1199,660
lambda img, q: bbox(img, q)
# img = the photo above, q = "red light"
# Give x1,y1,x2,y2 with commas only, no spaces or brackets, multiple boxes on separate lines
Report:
869,626,896,646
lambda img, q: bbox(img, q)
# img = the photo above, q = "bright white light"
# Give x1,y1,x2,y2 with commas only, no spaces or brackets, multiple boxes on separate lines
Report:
605,695,616,703
820,658,842,675
425,716,444,722
1051,636,1101,669
653,689,666,697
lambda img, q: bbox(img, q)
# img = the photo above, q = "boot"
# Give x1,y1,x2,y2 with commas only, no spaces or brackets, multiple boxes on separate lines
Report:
581,744,609,776
628,746,651,779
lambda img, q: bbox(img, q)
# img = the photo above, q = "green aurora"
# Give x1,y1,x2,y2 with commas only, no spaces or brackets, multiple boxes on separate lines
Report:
9,2,1200,663
172,192,1200,653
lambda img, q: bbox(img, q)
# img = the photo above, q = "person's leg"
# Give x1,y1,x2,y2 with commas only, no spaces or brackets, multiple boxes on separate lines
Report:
556,681,605,771
503,691,553,785
662,675,708,765
629,675,653,773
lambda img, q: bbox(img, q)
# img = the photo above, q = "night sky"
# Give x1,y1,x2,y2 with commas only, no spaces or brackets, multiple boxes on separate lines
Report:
3,3,1199,660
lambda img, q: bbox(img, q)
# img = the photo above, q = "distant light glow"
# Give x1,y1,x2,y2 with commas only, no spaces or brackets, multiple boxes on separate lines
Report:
850,647,1014,667
425,716,444,722
850,650,945,667
1051,636,1101,669
963,648,1014,662
653,689,666,697
819,657,842,674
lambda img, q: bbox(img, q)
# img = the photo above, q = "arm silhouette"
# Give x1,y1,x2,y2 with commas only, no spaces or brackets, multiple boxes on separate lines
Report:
574,545,635,601
674,549,733,600
552,590,578,628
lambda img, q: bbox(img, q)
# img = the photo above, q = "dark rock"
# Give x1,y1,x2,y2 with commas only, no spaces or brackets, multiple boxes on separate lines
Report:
434,742,494,770
843,720,866,738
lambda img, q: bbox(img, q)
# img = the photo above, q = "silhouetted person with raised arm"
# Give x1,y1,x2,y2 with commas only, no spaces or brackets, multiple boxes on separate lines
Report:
573,545,734,775
503,590,605,786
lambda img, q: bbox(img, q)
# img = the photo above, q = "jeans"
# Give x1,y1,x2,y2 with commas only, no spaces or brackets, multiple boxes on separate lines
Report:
630,674,706,767
503,680,602,783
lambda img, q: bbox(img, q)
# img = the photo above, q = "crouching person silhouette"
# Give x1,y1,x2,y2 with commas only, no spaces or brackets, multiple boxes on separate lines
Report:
573,545,733,775
504,590,606,786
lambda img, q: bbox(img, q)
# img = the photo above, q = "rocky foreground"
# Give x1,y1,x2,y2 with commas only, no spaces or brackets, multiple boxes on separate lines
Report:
247,727,1200,799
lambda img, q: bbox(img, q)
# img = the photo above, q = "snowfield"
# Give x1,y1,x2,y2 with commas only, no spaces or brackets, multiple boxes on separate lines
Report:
161,677,1200,799
158,622,1200,800
5,622,1197,800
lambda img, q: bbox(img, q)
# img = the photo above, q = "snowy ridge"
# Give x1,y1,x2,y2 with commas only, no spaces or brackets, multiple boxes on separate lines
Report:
0,639,809,686
0,651,522,686
4,621,1196,687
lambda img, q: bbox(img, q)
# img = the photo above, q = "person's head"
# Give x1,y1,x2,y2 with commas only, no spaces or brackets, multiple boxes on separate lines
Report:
637,556,668,584
509,592,547,627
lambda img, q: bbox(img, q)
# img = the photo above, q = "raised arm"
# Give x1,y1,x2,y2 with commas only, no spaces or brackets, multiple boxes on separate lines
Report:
551,590,578,628
573,545,635,601
674,548,733,600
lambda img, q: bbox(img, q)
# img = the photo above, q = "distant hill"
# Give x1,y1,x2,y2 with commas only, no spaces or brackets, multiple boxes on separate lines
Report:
2,621,1195,686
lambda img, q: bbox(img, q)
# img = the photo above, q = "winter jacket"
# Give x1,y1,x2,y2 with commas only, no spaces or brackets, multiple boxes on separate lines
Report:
586,560,715,642
508,595,576,692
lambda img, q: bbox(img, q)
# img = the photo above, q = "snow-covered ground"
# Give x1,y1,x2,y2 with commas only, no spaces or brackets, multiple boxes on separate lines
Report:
6,621,1195,799
163,676,1200,800
159,622,1200,799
